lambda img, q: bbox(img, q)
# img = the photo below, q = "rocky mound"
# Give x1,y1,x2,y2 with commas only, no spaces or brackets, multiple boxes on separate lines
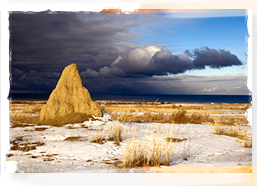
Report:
40,63,102,124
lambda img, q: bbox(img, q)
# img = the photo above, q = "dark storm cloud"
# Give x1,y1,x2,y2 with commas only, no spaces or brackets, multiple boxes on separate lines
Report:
10,12,142,69
85,46,242,78
10,11,152,92
189,47,243,69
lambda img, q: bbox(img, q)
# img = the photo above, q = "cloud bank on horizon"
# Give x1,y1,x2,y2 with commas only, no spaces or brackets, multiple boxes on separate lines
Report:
9,10,250,95
84,45,242,78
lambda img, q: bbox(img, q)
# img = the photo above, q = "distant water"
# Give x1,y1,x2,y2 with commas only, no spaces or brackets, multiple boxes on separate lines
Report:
8,93,251,104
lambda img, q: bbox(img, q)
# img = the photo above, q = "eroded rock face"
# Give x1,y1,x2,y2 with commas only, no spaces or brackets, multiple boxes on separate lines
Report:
40,63,102,122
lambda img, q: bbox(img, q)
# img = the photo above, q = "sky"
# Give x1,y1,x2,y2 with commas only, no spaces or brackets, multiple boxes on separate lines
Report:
9,9,250,95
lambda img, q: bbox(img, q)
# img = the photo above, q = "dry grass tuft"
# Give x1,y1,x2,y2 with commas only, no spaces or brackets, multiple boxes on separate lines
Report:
210,119,250,139
165,137,187,143
209,119,224,135
171,111,214,124
89,122,126,145
106,122,126,145
21,158,71,173
209,119,252,148
90,131,105,144
64,136,84,141
226,127,240,137
121,125,175,168
34,127,49,131
188,114,214,124
172,110,187,124
242,140,247,148
240,136,252,148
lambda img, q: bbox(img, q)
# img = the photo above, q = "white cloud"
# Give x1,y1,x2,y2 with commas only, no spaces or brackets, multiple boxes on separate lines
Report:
99,66,112,77
81,69,99,78
202,87,219,93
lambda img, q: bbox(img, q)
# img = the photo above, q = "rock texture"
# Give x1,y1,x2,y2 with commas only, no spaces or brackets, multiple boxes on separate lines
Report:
40,63,102,122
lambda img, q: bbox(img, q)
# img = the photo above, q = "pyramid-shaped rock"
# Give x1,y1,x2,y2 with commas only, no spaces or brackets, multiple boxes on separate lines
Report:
40,63,102,122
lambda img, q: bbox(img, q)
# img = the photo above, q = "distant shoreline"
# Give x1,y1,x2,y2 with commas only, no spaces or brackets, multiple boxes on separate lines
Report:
8,93,251,104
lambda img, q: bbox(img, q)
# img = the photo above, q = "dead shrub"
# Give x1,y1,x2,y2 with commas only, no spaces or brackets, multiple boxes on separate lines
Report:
122,139,173,168
90,132,105,144
211,119,224,135
242,140,247,148
66,125,76,129
226,127,239,137
35,127,48,131
172,110,187,124
240,137,252,148
64,136,84,141
121,125,175,168
188,114,214,124
209,119,252,148
106,122,125,145
165,137,187,143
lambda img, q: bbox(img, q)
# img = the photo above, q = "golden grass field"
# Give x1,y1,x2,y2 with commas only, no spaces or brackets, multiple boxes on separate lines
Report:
9,100,251,126
101,101,250,125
